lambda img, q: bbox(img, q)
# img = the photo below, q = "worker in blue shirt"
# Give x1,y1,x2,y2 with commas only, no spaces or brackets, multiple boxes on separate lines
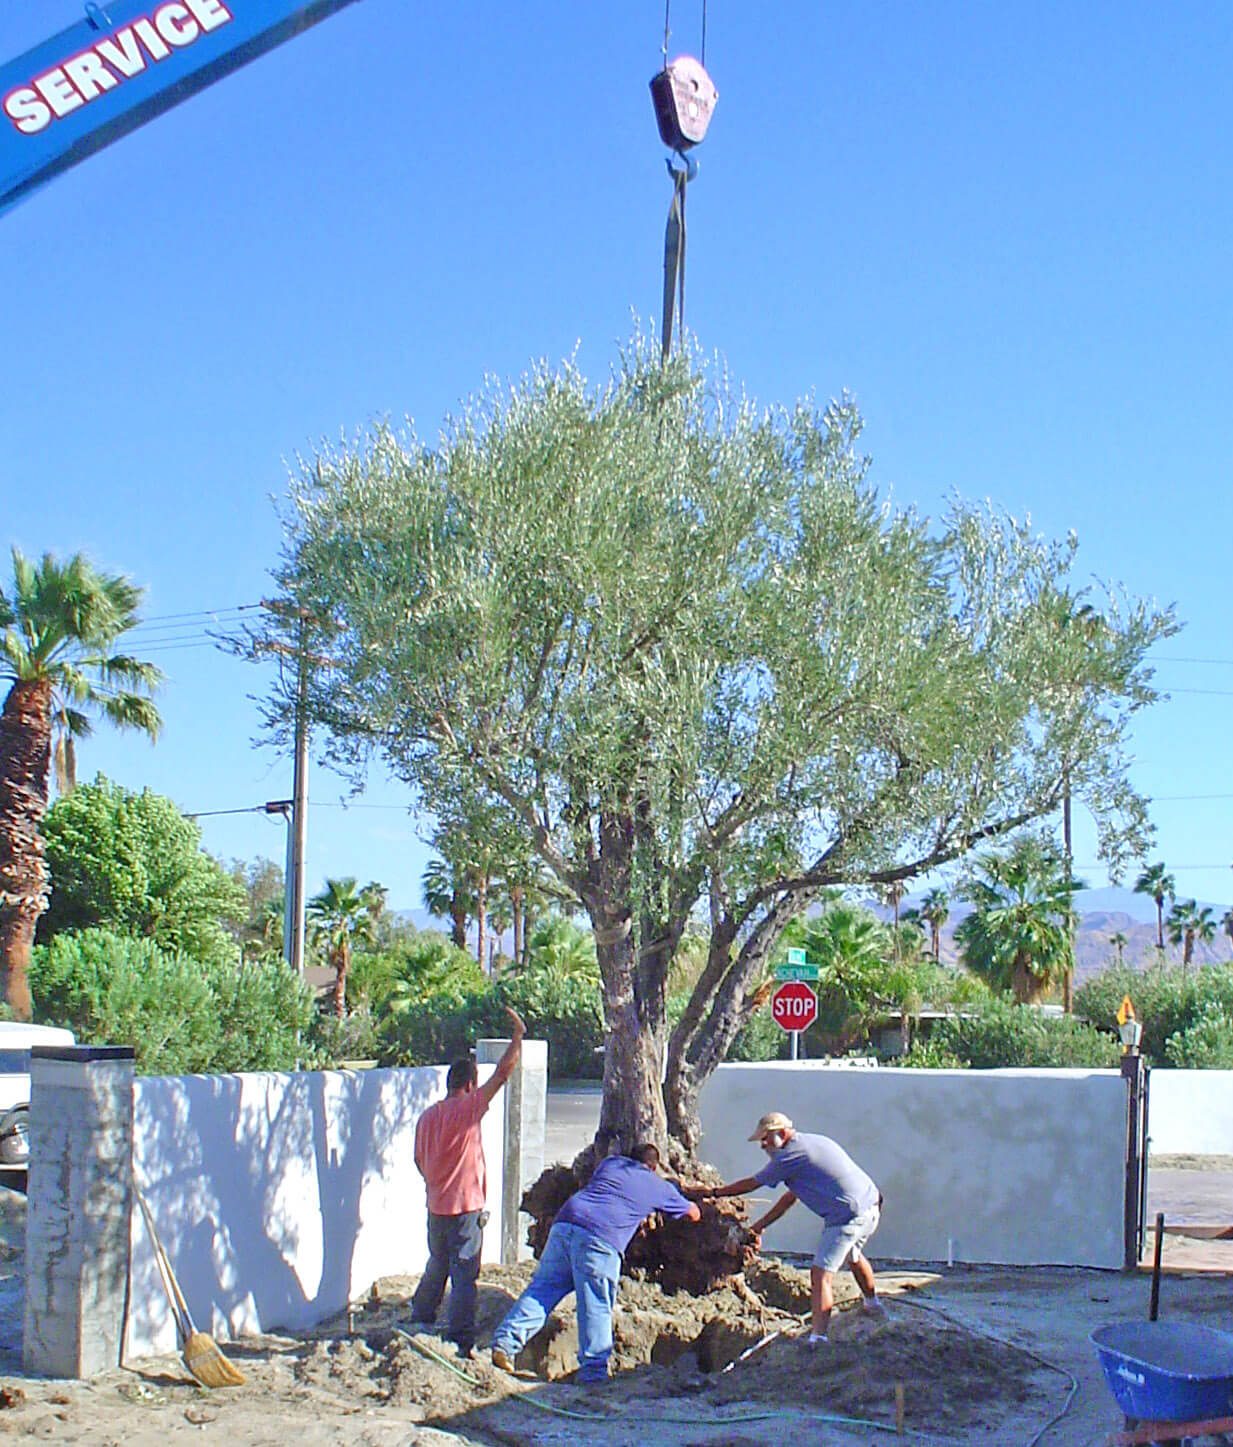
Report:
491,1141,701,1383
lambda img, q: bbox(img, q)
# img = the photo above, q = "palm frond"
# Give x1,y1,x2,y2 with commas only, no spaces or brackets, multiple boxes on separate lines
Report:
89,654,164,691
97,693,162,738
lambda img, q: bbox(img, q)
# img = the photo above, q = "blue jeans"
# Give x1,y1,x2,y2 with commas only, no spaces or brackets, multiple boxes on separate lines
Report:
492,1221,621,1382
410,1209,483,1350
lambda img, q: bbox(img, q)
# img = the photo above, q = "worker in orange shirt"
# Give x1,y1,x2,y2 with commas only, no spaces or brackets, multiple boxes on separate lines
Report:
409,1007,526,1356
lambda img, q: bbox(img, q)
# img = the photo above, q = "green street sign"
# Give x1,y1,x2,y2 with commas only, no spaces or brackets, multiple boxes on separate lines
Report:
774,964,820,981
786,947,808,965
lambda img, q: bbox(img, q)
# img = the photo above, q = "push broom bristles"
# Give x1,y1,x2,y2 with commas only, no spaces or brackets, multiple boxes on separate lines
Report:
183,1330,246,1389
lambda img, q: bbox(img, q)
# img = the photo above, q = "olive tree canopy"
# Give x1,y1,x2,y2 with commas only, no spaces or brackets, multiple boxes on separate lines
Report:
265,344,1176,1151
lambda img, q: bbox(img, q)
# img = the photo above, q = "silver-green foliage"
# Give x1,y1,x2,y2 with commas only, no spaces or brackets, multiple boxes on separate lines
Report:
266,340,1175,1146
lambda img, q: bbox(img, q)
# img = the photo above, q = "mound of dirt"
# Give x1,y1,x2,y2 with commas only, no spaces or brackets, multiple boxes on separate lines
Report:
350,1258,1054,1438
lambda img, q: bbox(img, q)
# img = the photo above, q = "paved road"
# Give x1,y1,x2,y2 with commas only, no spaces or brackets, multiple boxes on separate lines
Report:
1149,1165,1233,1224
545,1085,600,1167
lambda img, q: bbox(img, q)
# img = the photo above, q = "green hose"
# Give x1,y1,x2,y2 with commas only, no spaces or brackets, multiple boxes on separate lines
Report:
510,1392,958,1440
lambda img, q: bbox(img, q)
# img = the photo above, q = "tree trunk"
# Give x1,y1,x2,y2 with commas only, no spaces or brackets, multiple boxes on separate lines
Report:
332,943,349,1018
588,811,669,1154
449,893,467,951
475,875,487,973
511,884,524,965
0,679,52,1021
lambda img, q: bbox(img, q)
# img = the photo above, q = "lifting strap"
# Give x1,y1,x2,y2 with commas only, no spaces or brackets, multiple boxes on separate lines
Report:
661,154,697,361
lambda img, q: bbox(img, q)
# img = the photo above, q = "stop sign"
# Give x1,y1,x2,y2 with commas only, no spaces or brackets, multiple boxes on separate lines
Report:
771,981,818,1032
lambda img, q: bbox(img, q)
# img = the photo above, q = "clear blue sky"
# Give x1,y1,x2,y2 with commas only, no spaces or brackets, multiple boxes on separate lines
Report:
2,2,1230,918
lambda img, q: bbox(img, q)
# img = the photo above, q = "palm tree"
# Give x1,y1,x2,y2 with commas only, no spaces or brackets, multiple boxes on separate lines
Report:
1109,931,1128,968
359,880,388,938
798,901,915,1052
522,914,598,976
420,857,472,951
308,876,375,1017
919,887,950,963
1134,862,1176,953
1222,908,1233,959
0,549,161,1017
955,834,1083,1004
1167,899,1216,977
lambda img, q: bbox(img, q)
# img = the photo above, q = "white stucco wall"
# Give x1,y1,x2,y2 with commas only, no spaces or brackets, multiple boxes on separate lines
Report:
1149,1070,1233,1155
700,1063,1126,1268
126,1065,503,1357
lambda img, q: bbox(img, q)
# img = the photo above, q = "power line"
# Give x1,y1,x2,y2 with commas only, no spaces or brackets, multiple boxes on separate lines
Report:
1157,687,1233,697
130,602,263,625
1150,793,1233,802
183,806,267,820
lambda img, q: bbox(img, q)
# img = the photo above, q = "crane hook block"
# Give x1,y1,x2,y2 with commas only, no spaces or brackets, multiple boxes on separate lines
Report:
650,55,717,151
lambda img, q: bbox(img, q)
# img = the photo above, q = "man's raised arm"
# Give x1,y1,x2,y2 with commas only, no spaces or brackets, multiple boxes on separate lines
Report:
477,1007,527,1107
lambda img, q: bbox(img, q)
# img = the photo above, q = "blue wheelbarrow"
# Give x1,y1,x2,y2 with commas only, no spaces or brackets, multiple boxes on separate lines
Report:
1093,1321,1233,1444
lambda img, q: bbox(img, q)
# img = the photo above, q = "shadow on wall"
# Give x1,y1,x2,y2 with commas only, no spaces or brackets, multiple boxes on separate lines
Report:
127,1066,447,1356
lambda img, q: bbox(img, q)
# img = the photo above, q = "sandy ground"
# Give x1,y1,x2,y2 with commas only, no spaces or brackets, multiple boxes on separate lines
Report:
1,1193,1232,1446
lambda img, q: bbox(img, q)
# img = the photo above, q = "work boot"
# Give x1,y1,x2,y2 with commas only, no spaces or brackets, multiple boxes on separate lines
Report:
491,1345,515,1374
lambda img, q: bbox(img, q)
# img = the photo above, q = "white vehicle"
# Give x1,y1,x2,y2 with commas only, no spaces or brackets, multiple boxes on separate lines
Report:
0,1022,76,1172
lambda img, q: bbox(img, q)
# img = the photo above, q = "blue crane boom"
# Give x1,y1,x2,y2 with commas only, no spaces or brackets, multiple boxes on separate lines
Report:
0,0,360,219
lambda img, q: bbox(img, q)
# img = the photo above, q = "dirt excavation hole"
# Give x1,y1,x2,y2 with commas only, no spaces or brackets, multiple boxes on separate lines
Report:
348,1258,1058,1439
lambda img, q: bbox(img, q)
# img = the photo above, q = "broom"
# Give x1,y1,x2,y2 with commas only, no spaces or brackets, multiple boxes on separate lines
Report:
134,1187,246,1388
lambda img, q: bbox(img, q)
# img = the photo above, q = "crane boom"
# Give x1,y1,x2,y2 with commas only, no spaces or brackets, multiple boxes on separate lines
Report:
0,0,360,219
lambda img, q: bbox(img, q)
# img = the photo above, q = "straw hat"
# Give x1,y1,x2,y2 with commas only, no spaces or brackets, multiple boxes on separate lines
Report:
748,1111,793,1141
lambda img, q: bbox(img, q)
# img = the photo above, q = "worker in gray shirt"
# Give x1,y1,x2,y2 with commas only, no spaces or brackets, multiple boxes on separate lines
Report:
706,1111,883,1346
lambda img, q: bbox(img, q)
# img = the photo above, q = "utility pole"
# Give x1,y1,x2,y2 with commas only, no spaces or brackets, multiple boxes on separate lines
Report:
1063,765,1073,1013
260,601,327,977
263,799,295,968
291,612,309,977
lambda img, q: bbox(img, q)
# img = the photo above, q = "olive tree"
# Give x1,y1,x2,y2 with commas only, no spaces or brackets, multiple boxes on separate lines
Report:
263,343,1175,1153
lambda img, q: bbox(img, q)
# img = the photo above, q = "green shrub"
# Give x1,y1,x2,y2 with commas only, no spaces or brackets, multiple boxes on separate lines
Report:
725,1007,788,1062
39,777,245,965
897,1039,968,1069
1165,1004,1233,1068
350,935,484,1014
920,998,1121,1068
306,1004,384,1067
379,969,605,1079
31,928,314,1075
202,954,316,1072
1075,963,1233,1065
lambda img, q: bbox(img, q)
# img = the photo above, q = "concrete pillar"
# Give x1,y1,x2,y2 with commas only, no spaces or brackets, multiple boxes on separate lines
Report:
476,1037,547,1263
23,1046,135,1378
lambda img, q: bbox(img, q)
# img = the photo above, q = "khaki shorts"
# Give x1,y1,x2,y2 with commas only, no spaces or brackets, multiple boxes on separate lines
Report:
814,1203,880,1273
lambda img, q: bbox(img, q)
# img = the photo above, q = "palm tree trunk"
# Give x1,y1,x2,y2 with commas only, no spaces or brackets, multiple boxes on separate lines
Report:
332,943,349,1018
449,893,467,951
1156,899,1164,952
0,679,53,1021
475,874,487,973
511,885,524,965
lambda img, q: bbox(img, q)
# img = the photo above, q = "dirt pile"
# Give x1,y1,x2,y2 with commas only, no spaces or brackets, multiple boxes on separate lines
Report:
348,1258,1053,1439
